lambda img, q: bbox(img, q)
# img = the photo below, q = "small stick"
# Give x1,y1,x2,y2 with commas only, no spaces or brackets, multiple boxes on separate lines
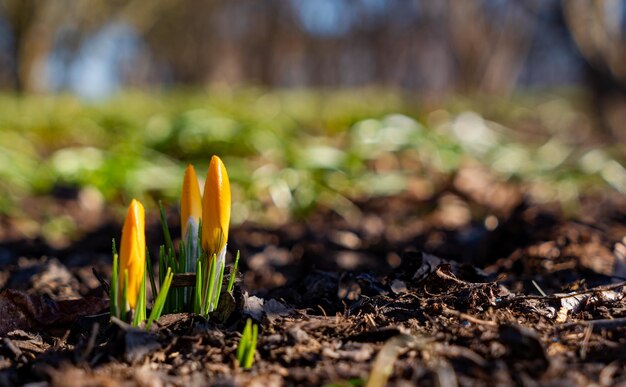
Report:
513,282,626,301
580,323,593,360
171,273,197,288
92,267,110,295
554,317,626,332
78,322,99,364
434,268,467,285
442,307,498,327
532,280,548,297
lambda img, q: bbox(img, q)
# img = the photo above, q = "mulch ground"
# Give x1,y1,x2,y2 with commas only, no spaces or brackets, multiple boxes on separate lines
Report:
1,167,626,386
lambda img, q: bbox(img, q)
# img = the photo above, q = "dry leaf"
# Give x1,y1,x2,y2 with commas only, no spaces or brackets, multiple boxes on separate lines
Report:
0,289,108,335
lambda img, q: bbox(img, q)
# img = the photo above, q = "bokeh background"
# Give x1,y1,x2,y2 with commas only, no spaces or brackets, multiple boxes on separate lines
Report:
0,0,625,250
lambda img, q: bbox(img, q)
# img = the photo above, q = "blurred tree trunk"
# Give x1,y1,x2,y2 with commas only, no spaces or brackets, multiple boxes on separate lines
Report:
563,0,626,142
3,0,56,91
1,0,178,92
447,0,539,95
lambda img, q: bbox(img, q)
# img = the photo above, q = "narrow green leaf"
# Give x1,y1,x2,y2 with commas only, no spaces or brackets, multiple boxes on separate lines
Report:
194,260,203,315
193,260,203,315
146,249,157,305
179,241,189,309
243,323,258,369
133,269,147,327
227,250,240,293
237,319,251,362
159,245,169,313
197,218,203,247
168,248,177,272
159,245,166,287
176,246,185,312
178,242,186,273
120,270,128,322
185,223,199,309
158,201,174,255
140,270,147,321
205,254,217,316
146,268,174,330
214,258,226,311
110,251,119,319
167,248,179,312
186,221,196,270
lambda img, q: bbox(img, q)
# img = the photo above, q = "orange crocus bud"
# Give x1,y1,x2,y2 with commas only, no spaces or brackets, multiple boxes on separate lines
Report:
181,164,202,239
202,155,231,256
119,199,146,309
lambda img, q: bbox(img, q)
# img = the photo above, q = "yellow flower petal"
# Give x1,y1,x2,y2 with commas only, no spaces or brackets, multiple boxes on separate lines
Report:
119,199,146,309
202,156,231,256
181,164,202,239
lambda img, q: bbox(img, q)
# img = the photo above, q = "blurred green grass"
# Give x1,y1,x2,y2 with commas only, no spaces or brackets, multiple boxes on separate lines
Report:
0,88,624,229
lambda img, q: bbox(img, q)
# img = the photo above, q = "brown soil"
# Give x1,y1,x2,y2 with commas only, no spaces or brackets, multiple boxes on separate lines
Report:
1,172,626,386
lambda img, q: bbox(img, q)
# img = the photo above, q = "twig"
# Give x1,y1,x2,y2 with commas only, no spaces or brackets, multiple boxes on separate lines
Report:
92,267,110,295
442,307,498,327
580,323,593,360
434,268,468,285
433,359,459,387
435,344,487,367
171,273,196,288
509,282,626,302
110,316,132,330
53,330,71,350
554,317,626,332
532,280,547,297
78,322,100,364
366,334,415,387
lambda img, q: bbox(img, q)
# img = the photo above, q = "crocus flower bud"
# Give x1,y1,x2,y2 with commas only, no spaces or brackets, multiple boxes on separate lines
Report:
119,199,146,309
181,164,202,240
202,156,231,257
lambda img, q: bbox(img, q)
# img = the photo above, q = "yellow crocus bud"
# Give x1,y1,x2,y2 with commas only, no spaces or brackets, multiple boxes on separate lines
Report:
119,199,146,309
181,164,202,239
201,155,231,256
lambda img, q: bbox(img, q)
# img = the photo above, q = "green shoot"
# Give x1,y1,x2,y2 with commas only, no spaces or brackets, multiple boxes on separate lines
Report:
120,270,128,322
112,238,118,257
132,269,147,327
148,198,237,318
146,249,157,302
194,259,203,315
111,219,239,326
112,198,237,328
158,200,174,254
237,319,259,369
245,324,258,369
236,320,248,361
227,250,240,293
110,247,119,318
158,245,170,313
176,242,185,311
109,238,175,328
146,267,174,330
214,260,226,310
205,254,218,316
